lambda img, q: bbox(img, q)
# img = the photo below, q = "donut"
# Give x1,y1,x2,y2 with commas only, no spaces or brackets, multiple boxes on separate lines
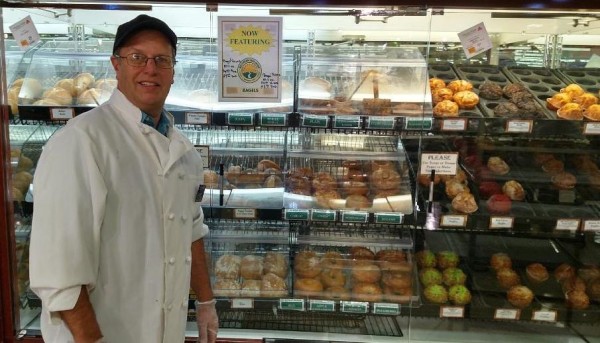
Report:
352,261,381,283
345,194,371,209
294,278,324,296
257,159,280,172
213,278,241,297
352,282,383,302
324,286,351,301
375,249,406,263
382,271,412,289
261,272,287,297
350,246,375,261
214,255,241,279
294,251,322,278
320,267,346,288
240,255,264,280
321,251,346,269
264,252,288,278
383,284,412,302
370,168,401,190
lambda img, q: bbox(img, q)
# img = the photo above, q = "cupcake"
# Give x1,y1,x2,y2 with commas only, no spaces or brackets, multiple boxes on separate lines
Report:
448,285,472,305
507,285,534,309
443,268,467,287
419,267,443,287
436,251,460,270
424,284,448,304
415,250,437,268
490,253,512,271
497,268,521,289
525,263,549,284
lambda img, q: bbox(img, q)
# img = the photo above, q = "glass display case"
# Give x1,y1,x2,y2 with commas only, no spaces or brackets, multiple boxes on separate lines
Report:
1,2,600,343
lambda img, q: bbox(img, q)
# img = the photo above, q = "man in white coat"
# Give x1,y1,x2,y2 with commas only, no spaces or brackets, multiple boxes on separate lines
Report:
29,14,218,343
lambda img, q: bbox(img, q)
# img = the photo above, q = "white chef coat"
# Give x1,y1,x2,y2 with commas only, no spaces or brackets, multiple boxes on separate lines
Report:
29,89,209,343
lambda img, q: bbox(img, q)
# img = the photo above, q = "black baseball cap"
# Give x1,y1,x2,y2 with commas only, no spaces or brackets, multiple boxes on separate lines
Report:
113,14,177,55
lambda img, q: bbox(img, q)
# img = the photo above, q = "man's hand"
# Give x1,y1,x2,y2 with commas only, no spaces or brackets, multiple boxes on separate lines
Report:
195,299,218,343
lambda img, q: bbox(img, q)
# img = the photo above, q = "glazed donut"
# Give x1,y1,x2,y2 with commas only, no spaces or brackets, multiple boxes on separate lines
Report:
312,172,337,191
215,255,242,279
321,251,346,269
294,251,322,278
341,181,369,196
370,168,402,190
350,246,375,261
352,282,383,302
240,255,264,280
352,261,381,283
257,159,280,172
261,272,288,297
375,249,406,263
325,286,351,301
320,267,346,288
382,271,412,289
264,252,288,278
213,278,241,297
294,278,324,296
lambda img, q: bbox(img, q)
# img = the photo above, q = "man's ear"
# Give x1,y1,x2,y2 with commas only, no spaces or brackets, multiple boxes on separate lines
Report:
110,56,120,71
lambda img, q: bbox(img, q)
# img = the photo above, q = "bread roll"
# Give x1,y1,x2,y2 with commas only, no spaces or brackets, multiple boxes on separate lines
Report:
77,88,111,105
54,78,76,96
42,87,73,105
73,72,95,96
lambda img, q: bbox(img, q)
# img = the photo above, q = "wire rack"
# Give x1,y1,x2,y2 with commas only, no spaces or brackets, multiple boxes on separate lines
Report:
207,219,289,244
181,128,287,150
289,132,400,154
292,222,413,248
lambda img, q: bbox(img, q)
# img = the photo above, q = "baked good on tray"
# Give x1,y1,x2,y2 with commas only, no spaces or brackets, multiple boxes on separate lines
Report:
497,268,521,289
487,194,512,214
429,77,446,90
433,100,459,117
432,87,454,104
453,90,479,109
447,80,473,93
547,92,572,111
557,102,584,120
451,191,478,214
561,83,585,98
478,81,503,100
502,180,525,201
526,263,549,284
490,253,512,271
493,102,520,117
507,285,533,308
573,92,598,108
583,104,600,121
487,156,510,175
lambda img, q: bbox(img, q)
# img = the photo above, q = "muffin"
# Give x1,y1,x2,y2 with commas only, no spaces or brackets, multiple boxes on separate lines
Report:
565,290,590,310
429,77,446,90
433,100,459,117
588,279,600,301
557,103,584,120
490,253,512,271
577,265,600,283
415,250,437,268
453,90,479,109
561,83,585,98
487,156,510,175
424,284,448,304
419,267,443,287
573,92,598,109
442,268,467,287
447,80,473,93
451,191,478,214
526,263,549,284
494,102,520,117
562,276,586,293
496,268,521,289
554,263,576,282
503,83,528,98
448,285,472,305
507,285,534,309
546,92,572,111
502,180,525,201
478,181,503,199
436,251,460,270
486,194,512,215
584,104,600,121
478,81,503,100
432,87,454,104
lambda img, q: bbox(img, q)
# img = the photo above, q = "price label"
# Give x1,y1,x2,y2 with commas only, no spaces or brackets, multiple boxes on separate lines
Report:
584,122,600,135
494,308,520,320
260,113,286,126
373,303,400,315
489,217,514,229
555,219,580,231
186,112,210,125
231,298,254,309
227,113,254,126
302,115,328,128
368,117,395,130
532,310,557,322
583,220,600,232
440,306,464,318
441,118,466,131
284,209,310,221
506,120,533,133
374,213,403,224
234,208,257,219
333,115,361,129
440,215,467,227
341,301,368,314
309,300,335,312
341,211,368,223
405,117,432,130
279,299,305,311
311,210,336,222
50,107,74,120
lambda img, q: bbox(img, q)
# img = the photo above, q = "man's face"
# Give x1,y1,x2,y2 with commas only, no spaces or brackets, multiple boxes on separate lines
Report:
111,29,175,117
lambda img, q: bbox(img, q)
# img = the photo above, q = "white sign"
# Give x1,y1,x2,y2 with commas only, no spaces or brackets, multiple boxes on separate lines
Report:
9,16,40,50
218,16,283,102
419,152,459,175
194,145,210,170
457,22,493,59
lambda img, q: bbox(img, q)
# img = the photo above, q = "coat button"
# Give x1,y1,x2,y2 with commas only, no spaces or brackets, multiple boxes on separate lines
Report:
181,215,187,222
185,256,192,263
178,173,185,179
167,304,173,311
168,213,175,220
182,299,188,308
169,257,175,264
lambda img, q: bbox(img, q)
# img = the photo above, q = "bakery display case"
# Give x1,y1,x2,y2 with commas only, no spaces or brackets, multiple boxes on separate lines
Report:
2,2,600,343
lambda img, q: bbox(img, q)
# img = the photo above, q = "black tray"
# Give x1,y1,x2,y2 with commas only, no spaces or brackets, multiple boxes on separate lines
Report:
556,68,600,94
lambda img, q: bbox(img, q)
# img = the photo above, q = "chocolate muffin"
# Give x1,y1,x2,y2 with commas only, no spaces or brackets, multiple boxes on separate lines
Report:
494,102,520,117
478,81,503,100
503,83,528,98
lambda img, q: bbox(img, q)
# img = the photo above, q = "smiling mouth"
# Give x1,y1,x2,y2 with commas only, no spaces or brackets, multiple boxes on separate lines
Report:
139,81,159,87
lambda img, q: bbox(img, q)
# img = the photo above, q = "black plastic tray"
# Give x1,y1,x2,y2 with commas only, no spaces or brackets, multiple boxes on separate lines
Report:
556,68,600,94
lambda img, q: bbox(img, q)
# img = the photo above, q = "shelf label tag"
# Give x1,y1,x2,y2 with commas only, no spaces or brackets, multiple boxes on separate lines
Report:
489,217,514,229
284,209,310,221
341,301,368,314
309,300,335,312
505,120,533,133
233,208,257,219
333,115,361,129
405,117,432,130
440,306,464,318
441,118,466,131
186,112,210,125
532,310,557,322
231,298,254,309
440,215,467,227
302,115,329,128
584,122,600,135
583,220,600,232
555,219,580,231
227,113,254,126
419,152,459,175
260,113,286,126
494,308,520,320
50,107,74,120
311,210,336,222
375,213,403,224
373,303,400,315
279,299,305,311
341,211,368,223
368,117,395,130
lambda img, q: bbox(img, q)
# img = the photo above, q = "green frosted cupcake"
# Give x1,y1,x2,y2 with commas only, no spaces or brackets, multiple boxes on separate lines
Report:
419,267,442,286
448,285,472,305
443,267,467,286
424,284,448,304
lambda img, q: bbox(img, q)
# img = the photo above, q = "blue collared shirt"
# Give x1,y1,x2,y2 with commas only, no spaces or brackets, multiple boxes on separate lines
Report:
141,110,170,137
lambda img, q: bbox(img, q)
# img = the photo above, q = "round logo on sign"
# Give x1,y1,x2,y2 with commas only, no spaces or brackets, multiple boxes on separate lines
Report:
237,58,262,83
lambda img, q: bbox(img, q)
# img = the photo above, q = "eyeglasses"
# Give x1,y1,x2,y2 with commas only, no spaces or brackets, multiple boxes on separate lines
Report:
114,53,176,69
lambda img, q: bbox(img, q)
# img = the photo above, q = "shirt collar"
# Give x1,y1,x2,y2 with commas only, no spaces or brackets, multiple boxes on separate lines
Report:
141,110,170,137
